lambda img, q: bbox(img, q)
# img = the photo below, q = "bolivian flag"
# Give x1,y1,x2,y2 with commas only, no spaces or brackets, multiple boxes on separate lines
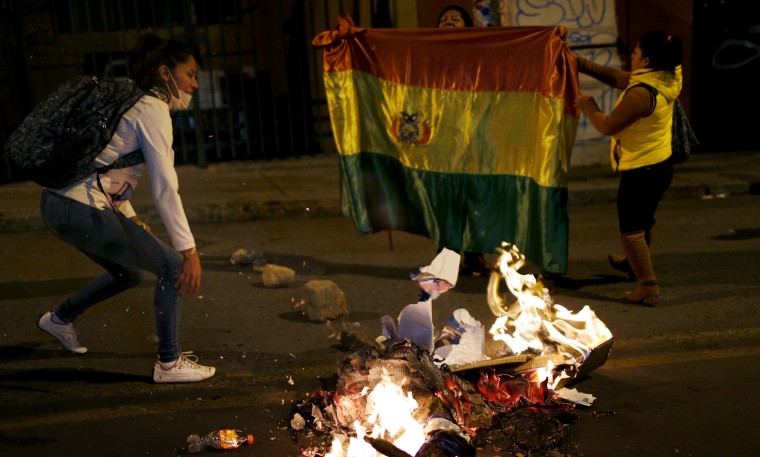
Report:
313,14,580,274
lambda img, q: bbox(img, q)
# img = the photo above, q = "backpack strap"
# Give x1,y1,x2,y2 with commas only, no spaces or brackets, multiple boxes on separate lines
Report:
92,149,153,258
93,149,145,213
92,149,144,175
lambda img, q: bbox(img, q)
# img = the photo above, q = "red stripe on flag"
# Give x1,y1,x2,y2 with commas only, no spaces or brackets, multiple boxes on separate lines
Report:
313,13,579,111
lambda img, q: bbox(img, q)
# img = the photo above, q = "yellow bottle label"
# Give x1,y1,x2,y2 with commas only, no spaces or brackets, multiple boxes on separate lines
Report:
218,429,239,449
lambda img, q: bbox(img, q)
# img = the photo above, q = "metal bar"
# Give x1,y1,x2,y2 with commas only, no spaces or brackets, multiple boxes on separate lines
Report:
214,0,234,160
234,1,252,159
131,0,141,30
353,0,360,22
185,1,206,167
48,0,65,91
281,0,295,153
323,0,330,29
199,0,222,162
311,0,336,149
266,2,280,153
294,0,311,154
247,1,265,157
216,2,234,160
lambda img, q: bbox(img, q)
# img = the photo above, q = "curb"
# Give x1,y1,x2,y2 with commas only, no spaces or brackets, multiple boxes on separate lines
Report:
1,152,759,233
3,182,756,234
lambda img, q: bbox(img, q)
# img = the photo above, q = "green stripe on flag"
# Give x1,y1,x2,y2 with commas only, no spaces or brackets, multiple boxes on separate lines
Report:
340,152,569,274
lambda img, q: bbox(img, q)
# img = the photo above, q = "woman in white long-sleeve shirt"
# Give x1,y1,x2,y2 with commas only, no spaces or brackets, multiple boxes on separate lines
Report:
36,33,215,383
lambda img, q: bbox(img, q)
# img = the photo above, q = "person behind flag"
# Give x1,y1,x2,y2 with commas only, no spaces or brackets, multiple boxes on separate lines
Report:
434,5,491,276
575,30,683,305
437,5,473,28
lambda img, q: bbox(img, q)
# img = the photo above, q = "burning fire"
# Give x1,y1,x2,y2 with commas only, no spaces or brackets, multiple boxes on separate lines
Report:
325,371,425,457
306,243,613,457
488,243,612,387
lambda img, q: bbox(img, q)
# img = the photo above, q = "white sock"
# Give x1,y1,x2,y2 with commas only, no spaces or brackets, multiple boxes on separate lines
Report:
158,360,177,370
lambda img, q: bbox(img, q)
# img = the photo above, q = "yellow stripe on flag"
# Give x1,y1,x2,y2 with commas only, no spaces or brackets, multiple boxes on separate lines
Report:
326,70,577,188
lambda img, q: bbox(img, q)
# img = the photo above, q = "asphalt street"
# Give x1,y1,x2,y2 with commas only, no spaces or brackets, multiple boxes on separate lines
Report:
1,190,760,456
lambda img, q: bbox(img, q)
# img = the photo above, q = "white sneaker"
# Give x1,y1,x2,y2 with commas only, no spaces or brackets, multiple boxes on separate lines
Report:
153,352,215,383
37,311,88,355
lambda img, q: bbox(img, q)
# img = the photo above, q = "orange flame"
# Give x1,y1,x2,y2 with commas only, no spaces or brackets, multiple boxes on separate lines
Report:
322,243,611,456
326,370,425,457
487,243,612,370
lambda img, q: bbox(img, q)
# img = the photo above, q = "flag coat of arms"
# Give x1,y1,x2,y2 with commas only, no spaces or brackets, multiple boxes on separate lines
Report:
313,14,580,274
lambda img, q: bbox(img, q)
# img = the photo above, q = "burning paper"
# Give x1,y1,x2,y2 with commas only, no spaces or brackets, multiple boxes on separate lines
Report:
486,243,613,376
556,387,596,406
396,300,434,352
320,340,474,457
295,243,613,457
383,248,461,352
416,247,460,288
388,244,613,379
432,309,488,368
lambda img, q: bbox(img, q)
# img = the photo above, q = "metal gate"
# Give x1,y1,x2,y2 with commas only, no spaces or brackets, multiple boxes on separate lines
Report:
0,0,400,183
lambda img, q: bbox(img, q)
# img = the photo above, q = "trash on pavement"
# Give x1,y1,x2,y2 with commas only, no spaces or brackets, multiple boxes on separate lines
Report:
186,429,253,453
291,243,613,457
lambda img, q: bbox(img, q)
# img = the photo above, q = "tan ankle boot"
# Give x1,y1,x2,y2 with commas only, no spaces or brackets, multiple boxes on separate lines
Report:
620,231,659,306
624,281,660,305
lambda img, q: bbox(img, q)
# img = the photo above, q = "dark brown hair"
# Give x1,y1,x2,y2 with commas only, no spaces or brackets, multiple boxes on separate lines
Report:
638,30,683,71
128,33,197,99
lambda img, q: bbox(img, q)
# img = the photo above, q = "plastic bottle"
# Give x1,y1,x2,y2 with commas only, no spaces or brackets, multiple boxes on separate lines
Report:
186,429,254,453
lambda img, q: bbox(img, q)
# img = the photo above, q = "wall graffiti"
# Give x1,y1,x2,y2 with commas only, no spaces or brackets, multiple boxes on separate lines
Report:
487,0,624,141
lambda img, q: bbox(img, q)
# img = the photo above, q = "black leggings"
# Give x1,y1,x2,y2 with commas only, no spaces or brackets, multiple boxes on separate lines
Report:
617,160,674,234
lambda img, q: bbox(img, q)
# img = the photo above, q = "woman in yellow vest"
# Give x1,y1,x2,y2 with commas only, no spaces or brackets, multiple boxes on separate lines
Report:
575,30,683,305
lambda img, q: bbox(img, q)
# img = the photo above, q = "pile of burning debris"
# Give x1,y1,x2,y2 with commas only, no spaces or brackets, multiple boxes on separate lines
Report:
291,244,613,457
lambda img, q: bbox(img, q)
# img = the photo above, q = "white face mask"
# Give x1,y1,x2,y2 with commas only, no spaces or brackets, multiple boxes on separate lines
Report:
165,72,192,110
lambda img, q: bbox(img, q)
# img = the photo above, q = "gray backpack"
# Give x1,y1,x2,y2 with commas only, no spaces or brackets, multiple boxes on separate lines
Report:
5,75,146,188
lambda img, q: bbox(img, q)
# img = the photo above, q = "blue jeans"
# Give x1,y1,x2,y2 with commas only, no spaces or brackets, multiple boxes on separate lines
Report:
40,189,184,363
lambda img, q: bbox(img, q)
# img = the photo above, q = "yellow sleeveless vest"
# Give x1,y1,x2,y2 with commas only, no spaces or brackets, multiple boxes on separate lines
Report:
610,66,683,171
